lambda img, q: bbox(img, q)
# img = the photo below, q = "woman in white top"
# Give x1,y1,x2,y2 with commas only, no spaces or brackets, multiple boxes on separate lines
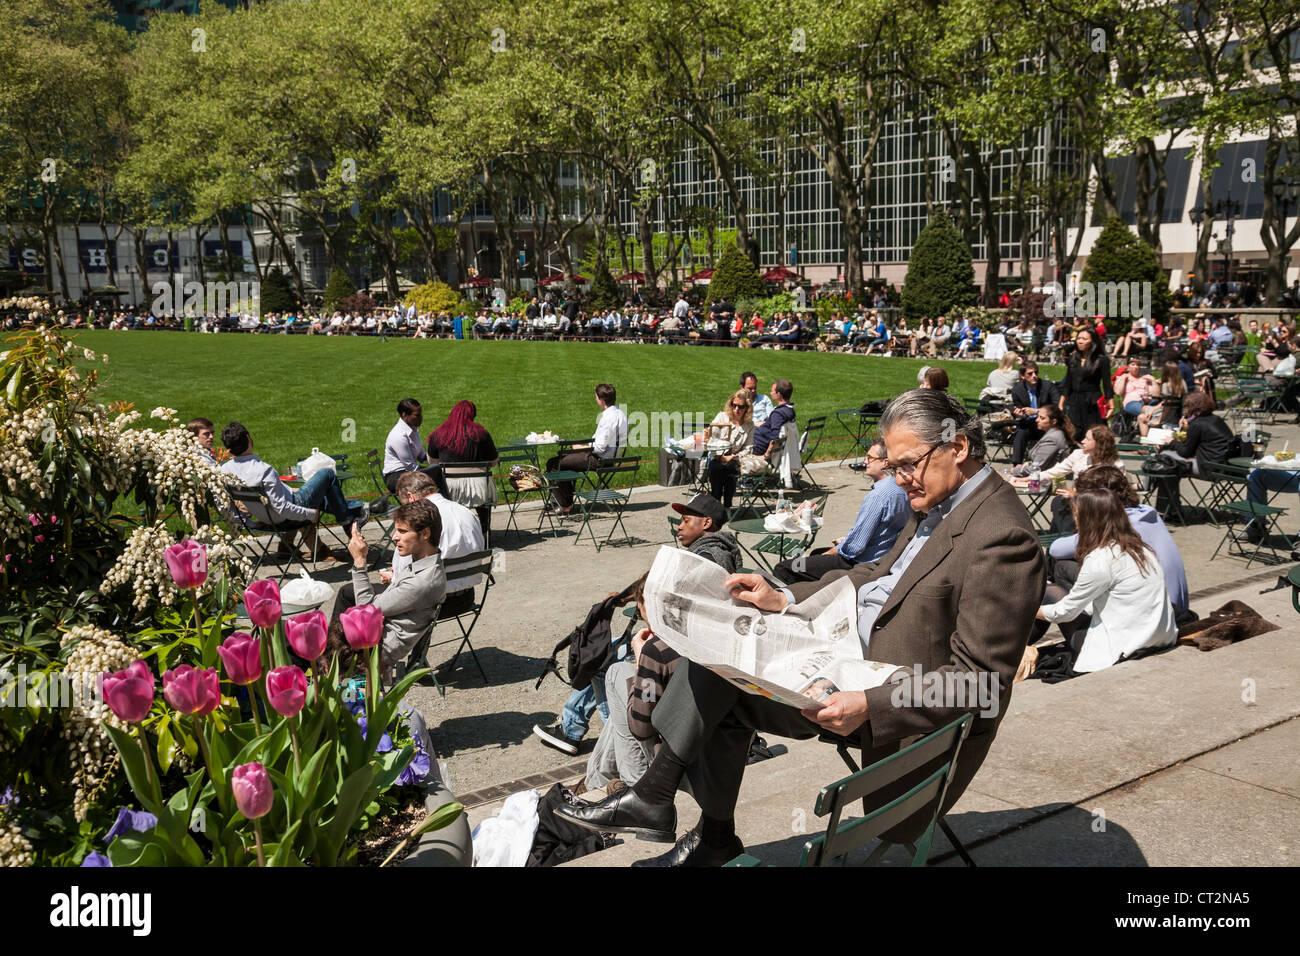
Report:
1037,488,1178,673
706,389,755,456
1038,424,1118,481
980,351,1022,402
705,390,755,507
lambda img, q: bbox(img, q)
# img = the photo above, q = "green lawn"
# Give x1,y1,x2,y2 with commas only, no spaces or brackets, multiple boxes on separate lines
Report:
72,331,1006,490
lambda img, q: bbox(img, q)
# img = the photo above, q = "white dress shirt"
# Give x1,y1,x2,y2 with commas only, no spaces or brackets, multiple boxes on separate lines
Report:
1039,544,1177,673
392,493,485,592
383,419,424,475
592,405,629,459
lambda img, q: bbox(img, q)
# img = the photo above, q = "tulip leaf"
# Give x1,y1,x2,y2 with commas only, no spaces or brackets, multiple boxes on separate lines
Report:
371,668,428,727
318,765,376,866
156,719,177,775
267,822,305,868
268,767,296,820
106,832,168,868
418,801,465,835
234,717,287,767
103,724,162,816
295,740,333,806
373,744,413,794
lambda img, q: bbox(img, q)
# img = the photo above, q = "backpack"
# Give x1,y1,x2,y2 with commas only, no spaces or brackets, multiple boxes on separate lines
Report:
535,579,640,690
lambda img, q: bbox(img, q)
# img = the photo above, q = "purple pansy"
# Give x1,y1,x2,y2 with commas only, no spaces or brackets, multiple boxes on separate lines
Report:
355,715,393,753
80,851,112,867
104,806,158,844
397,746,431,787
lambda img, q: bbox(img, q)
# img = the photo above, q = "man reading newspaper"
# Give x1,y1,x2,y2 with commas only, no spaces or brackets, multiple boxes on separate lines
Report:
556,389,1045,866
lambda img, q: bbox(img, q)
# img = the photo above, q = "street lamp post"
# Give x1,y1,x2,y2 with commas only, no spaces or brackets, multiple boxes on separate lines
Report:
1190,196,1241,288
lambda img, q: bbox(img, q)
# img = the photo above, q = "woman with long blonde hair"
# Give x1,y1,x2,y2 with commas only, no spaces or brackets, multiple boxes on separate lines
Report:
705,390,755,509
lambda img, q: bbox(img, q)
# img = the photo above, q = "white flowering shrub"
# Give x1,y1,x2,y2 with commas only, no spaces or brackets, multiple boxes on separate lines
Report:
0,326,249,864
59,627,137,822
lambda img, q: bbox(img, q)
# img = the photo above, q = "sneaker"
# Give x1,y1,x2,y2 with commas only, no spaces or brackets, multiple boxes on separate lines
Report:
532,723,580,755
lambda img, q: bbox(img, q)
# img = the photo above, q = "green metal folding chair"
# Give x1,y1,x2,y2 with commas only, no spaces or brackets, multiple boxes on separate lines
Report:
1211,498,1288,567
728,714,975,867
417,549,496,683
796,416,827,489
364,448,400,561
495,449,544,540
573,456,642,550
226,486,321,579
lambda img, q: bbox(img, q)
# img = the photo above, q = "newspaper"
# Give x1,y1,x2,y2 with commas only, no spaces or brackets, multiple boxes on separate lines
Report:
643,547,898,711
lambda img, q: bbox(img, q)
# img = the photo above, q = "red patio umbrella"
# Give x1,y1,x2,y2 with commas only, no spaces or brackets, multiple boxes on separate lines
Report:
538,273,589,285
762,266,800,282
461,276,493,288
686,268,714,281
617,271,646,283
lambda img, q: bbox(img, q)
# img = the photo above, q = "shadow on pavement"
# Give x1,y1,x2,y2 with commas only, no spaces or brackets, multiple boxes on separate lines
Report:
431,710,561,756
736,805,1148,866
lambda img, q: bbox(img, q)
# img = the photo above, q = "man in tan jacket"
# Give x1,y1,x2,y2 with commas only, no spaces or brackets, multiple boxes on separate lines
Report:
557,389,1045,866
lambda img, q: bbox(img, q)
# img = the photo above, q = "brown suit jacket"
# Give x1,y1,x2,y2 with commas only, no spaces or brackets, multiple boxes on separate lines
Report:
789,469,1044,836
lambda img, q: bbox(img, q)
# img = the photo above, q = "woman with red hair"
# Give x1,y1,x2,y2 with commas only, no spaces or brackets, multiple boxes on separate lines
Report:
427,400,499,540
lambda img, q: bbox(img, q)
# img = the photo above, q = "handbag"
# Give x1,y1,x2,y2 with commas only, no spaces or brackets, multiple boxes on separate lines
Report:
509,463,543,490
1141,452,1189,477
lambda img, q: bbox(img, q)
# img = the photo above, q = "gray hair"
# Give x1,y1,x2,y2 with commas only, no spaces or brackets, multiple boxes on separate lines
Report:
880,389,986,461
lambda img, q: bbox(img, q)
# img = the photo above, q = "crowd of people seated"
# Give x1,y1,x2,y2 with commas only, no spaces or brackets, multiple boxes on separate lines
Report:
175,331,1287,866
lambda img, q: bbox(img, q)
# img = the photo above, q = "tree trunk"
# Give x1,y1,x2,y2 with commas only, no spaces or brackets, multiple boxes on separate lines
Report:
194,225,208,286
133,229,149,312
1259,129,1300,305
965,141,1000,307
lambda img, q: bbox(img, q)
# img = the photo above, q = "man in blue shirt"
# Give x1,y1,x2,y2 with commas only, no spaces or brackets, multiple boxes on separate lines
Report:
751,379,795,455
772,440,911,584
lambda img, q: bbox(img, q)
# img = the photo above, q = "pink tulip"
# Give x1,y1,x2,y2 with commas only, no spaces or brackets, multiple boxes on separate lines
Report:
101,660,155,723
216,632,262,686
285,610,327,661
163,539,208,589
231,762,273,820
244,579,282,629
265,666,307,717
162,665,221,717
340,604,383,650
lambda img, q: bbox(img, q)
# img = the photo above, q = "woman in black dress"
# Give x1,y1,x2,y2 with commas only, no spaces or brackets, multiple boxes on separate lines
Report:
1059,328,1113,435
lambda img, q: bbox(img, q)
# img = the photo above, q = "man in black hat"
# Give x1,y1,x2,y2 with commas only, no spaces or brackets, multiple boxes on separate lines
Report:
533,494,740,758
671,493,742,572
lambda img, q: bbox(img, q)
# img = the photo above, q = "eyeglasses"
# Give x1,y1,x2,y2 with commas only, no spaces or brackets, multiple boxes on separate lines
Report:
730,402,749,409
882,442,947,478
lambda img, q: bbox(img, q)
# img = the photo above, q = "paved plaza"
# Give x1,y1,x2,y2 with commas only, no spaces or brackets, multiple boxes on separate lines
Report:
295,427,1300,866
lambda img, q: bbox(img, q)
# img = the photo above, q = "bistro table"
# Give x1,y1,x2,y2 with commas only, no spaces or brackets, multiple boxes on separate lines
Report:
505,435,592,467
728,516,819,573
1010,483,1055,532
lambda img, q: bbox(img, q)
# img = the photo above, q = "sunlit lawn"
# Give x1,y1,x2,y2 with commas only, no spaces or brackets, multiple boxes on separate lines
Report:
72,330,1006,491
